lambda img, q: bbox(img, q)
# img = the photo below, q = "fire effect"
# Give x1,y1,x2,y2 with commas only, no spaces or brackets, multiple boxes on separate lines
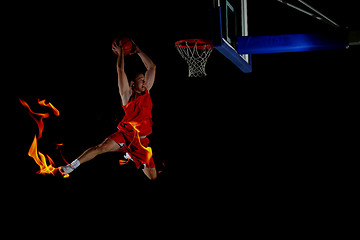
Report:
19,99,49,139
119,122,167,174
19,98,68,177
129,122,153,166
119,159,129,165
119,122,153,167
28,135,58,175
38,99,60,116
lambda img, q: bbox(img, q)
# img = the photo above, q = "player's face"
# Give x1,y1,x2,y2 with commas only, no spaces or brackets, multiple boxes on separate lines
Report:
134,74,146,93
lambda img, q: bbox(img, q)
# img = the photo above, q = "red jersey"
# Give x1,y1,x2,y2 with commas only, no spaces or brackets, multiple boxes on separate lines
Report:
118,88,153,136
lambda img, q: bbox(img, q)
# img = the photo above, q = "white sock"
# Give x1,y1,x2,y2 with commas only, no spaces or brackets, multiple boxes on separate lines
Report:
60,159,80,174
70,159,80,168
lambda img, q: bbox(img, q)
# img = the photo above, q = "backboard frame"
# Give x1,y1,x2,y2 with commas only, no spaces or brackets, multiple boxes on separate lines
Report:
211,0,252,73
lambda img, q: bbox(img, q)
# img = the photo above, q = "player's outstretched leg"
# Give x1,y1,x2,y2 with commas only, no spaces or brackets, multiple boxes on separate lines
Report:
59,138,120,174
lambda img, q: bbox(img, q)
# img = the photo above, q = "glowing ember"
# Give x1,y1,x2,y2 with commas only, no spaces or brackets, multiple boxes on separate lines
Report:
119,159,129,165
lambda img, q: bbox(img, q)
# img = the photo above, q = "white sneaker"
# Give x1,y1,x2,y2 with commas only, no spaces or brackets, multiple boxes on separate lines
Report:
59,159,80,174
59,165,76,174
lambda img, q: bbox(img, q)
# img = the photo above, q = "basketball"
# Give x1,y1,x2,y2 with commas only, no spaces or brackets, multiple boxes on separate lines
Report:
112,37,134,56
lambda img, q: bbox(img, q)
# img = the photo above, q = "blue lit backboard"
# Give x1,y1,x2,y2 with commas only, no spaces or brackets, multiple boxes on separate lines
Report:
211,0,252,73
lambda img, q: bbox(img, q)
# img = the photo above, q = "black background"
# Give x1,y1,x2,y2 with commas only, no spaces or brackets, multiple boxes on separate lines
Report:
8,0,359,234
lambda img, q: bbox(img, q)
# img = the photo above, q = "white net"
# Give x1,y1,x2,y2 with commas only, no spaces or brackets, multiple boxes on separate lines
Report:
175,39,213,77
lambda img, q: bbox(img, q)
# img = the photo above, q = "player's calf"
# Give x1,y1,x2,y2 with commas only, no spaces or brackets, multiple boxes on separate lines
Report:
59,138,121,174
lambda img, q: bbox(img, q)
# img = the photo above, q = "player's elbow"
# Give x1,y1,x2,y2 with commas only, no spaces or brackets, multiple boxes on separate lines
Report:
148,63,156,71
117,67,125,74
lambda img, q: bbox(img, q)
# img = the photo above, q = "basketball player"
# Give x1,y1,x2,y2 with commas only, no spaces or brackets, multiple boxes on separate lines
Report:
60,39,157,180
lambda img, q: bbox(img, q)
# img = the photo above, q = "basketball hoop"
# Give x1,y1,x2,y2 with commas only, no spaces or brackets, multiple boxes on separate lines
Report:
175,39,214,77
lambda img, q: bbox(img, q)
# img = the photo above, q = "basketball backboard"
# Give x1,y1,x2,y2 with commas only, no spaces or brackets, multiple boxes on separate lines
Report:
211,0,252,73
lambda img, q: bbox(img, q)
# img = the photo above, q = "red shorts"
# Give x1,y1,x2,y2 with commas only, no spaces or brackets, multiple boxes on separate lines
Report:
108,130,155,169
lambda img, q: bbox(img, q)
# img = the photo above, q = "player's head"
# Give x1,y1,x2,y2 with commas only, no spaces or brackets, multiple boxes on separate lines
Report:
130,73,146,93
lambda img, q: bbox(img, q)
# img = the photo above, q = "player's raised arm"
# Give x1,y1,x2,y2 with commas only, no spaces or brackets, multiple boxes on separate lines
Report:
131,41,156,91
113,41,132,105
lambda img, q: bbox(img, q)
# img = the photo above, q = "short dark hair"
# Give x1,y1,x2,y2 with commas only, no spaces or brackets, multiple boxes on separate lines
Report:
128,72,144,83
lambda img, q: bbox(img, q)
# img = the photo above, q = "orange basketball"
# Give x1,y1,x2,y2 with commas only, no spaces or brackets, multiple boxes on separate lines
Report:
112,37,134,56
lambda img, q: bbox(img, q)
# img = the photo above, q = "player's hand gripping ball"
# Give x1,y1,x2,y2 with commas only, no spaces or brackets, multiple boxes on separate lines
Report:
112,37,136,56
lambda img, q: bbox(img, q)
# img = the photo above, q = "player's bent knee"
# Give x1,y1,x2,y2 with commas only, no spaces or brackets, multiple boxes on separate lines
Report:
149,174,157,180
144,168,157,180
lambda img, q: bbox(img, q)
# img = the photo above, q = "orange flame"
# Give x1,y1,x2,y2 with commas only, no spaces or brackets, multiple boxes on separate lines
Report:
37,99,60,116
129,122,153,166
19,99,49,139
20,98,67,177
28,135,58,175
55,144,70,178
119,122,153,167
119,159,129,165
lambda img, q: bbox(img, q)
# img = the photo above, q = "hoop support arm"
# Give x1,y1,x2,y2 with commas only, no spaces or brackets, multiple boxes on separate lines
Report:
237,33,348,54
277,0,340,28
